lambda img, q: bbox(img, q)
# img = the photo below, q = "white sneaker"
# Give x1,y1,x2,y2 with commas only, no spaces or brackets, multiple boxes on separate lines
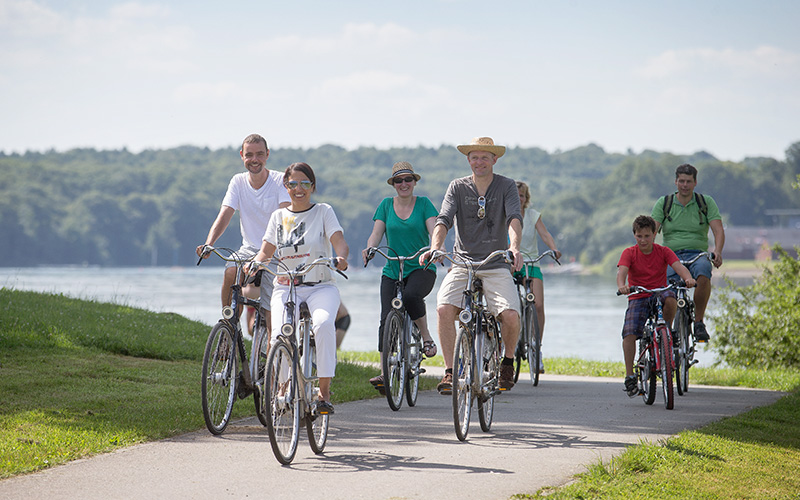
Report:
538,359,545,374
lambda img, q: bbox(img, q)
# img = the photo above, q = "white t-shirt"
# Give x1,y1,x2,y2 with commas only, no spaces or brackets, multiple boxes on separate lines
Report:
264,203,344,283
221,171,291,249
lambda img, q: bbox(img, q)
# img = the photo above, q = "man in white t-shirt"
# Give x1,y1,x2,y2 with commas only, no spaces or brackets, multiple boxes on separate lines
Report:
196,134,291,329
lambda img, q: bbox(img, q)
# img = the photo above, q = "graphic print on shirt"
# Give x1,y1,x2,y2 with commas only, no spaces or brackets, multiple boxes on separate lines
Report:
277,214,305,252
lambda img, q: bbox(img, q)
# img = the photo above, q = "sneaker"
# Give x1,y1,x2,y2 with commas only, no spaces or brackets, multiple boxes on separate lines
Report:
317,400,334,415
437,372,453,395
499,364,515,390
624,375,638,398
694,322,710,342
538,359,545,374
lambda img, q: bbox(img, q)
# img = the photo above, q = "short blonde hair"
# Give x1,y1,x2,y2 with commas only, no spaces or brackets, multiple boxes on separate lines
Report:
515,181,531,210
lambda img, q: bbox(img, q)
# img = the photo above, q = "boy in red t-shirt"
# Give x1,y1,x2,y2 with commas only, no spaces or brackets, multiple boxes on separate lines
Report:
617,215,695,397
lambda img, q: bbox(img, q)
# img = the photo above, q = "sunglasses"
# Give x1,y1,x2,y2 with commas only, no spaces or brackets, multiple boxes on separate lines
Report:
392,176,416,185
477,196,486,219
286,180,313,190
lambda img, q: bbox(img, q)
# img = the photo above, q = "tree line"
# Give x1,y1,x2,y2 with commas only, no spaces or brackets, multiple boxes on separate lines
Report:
1,141,798,268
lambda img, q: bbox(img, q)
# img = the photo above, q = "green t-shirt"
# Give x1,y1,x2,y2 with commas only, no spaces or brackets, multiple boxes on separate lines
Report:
374,196,438,280
651,192,721,251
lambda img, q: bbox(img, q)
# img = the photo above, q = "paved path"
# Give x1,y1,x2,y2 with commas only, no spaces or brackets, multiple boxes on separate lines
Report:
1,371,783,500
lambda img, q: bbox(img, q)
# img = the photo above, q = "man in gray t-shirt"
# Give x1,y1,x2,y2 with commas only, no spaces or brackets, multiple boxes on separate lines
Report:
421,137,524,393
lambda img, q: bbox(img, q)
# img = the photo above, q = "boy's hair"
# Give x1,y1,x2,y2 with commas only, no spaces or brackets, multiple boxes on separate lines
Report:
675,163,697,180
632,215,657,234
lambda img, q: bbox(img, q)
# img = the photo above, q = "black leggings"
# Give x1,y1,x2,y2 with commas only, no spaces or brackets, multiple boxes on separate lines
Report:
377,268,436,352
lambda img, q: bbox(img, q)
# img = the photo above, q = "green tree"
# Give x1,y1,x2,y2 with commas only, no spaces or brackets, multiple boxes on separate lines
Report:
712,245,800,369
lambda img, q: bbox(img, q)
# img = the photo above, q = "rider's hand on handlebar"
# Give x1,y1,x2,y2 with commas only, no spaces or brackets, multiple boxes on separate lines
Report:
334,256,348,271
196,244,210,259
362,247,375,267
685,277,697,288
510,248,523,272
617,285,631,295
246,260,261,276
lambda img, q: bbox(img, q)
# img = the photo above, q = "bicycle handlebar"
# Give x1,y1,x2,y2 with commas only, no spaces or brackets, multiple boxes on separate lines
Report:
364,246,430,267
680,251,715,266
252,256,349,280
523,249,561,266
430,248,513,270
616,281,691,296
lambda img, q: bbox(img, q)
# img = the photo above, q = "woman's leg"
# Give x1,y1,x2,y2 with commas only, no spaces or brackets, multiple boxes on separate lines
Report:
304,285,340,401
404,269,437,344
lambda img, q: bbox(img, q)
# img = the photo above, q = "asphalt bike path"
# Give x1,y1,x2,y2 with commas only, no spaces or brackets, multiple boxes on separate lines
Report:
1,368,783,500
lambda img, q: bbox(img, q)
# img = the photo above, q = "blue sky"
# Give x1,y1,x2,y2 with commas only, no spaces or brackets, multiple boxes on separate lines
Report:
1,0,798,161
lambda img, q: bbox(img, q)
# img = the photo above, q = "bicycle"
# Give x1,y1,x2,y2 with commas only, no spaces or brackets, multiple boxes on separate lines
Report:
672,251,712,395
513,249,560,386
254,256,347,465
618,283,686,410
431,248,513,441
196,246,270,435
364,245,431,411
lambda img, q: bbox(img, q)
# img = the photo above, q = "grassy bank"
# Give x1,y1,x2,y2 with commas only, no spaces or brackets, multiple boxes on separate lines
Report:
2,288,799,499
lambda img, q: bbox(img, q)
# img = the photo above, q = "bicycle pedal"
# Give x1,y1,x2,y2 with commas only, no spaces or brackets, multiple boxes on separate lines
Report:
419,368,426,374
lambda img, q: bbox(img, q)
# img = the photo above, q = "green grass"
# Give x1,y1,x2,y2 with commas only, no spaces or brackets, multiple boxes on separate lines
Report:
3,287,800,499
0,288,435,478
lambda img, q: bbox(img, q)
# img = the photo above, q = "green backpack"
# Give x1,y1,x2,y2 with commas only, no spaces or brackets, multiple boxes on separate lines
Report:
661,192,709,227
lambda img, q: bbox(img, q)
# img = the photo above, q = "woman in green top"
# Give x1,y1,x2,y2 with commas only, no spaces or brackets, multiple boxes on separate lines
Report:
362,162,439,387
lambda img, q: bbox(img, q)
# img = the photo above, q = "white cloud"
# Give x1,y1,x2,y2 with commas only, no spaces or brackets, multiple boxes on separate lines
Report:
636,45,800,79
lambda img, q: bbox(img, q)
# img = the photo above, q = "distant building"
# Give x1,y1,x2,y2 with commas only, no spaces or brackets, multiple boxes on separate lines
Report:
721,226,800,260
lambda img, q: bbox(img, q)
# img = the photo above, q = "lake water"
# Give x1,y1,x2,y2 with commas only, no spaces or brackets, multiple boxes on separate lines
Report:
0,266,718,365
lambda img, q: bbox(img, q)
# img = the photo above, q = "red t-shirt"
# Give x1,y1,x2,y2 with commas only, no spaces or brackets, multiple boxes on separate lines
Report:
618,243,679,300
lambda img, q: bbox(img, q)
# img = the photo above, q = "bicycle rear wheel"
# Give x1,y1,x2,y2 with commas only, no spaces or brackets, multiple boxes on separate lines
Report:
265,340,300,464
478,317,500,432
452,324,473,441
201,322,237,435
253,319,270,426
526,303,542,386
658,326,675,410
405,322,422,407
382,310,406,411
305,338,329,455
639,334,656,405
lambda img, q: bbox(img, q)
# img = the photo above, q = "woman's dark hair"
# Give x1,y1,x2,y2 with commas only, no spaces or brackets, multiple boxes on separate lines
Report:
632,215,657,234
284,162,316,188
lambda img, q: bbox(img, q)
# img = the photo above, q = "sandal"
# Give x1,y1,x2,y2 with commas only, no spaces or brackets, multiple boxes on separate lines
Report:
317,400,334,415
370,375,386,395
423,340,437,358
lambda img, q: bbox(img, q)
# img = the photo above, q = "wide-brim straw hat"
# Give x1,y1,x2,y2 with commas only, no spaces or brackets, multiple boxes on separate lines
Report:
386,161,421,185
456,137,505,158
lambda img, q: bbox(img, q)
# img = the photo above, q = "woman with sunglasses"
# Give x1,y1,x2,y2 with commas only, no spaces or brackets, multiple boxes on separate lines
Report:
362,162,439,392
252,162,349,414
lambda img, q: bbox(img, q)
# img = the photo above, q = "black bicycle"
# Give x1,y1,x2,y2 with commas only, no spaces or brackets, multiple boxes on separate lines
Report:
197,246,269,435
513,249,560,386
673,251,712,395
432,248,512,441
365,246,431,411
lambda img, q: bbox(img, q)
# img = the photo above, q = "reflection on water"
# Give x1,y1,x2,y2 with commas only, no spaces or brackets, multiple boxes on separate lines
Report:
0,266,719,364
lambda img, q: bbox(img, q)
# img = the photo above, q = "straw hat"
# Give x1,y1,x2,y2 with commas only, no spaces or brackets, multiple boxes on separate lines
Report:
456,137,505,158
386,161,421,185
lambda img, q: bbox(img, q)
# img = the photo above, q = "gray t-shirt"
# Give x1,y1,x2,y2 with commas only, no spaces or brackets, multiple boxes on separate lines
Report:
436,174,522,270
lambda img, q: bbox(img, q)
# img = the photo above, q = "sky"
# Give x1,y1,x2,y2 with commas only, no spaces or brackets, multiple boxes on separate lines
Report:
1,0,798,161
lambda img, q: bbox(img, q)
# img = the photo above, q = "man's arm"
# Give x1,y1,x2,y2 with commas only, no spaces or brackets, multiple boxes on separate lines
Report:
420,223,448,266
508,218,523,272
709,219,725,268
196,206,235,257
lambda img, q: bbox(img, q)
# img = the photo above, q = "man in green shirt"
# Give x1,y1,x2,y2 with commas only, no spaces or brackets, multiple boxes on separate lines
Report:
651,163,725,342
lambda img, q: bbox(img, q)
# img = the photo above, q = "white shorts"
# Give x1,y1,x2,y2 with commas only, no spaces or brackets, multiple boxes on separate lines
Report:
437,266,520,317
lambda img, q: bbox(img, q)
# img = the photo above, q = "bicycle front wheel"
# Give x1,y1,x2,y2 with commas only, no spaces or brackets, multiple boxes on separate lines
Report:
658,327,675,410
452,324,473,441
382,310,406,411
526,303,542,387
478,317,500,432
675,308,690,395
305,334,329,455
201,322,237,435
253,319,270,426
265,340,300,464
405,322,422,407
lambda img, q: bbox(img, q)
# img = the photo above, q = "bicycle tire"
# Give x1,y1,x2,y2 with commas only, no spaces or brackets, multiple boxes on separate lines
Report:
265,339,300,464
405,322,421,407
305,334,329,455
382,310,406,411
201,322,237,435
452,324,473,441
659,326,675,410
478,315,499,432
675,308,690,395
640,333,657,405
527,303,542,387
253,319,270,426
